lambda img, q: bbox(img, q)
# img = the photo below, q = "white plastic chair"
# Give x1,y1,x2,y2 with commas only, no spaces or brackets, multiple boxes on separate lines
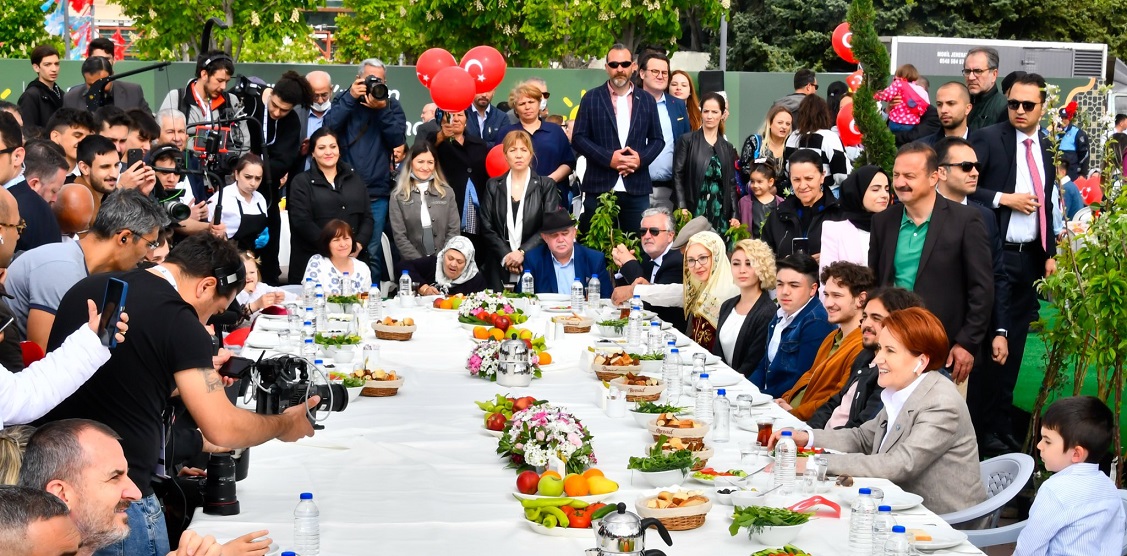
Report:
939,453,1035,530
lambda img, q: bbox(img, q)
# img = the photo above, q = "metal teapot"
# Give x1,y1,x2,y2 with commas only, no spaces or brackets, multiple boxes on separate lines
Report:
497,338,533,387
591,502,672,556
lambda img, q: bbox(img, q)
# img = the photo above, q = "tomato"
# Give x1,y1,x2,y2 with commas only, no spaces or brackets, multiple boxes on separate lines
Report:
569,507,592,529
561,506,577,517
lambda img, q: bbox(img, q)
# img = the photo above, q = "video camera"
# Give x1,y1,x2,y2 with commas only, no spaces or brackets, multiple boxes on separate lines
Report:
157,188,192,223
220,353,348,427
365,75,389,102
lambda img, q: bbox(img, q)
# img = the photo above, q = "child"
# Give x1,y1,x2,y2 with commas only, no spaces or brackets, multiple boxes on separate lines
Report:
1013,396,1125,555
873,64,929,132
237,250,294,312
1055,161,1085,221
738,158,783,238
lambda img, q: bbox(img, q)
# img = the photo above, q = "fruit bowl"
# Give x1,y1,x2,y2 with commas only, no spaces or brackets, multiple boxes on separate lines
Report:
609,376,665,402
634,490,712,531
511,492,615,504
356,369,404,397
749,523,806,545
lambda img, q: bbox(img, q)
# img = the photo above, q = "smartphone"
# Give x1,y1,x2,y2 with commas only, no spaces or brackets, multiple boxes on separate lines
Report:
791,237,810,255
98,278,129,348
126,148,145,169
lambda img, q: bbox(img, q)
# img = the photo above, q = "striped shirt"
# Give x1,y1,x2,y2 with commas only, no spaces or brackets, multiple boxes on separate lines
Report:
1013,462,1125,556
784,129,852,198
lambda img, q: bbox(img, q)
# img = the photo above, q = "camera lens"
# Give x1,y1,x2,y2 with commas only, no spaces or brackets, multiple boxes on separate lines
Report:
165,201,191,222
313,383,349,413
203,452,240,516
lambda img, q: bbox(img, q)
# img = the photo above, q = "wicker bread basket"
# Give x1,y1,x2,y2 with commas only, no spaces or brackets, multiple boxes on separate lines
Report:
371,323,417,341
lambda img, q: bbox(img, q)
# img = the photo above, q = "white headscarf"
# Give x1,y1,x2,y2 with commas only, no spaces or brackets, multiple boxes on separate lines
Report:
435,235,480,287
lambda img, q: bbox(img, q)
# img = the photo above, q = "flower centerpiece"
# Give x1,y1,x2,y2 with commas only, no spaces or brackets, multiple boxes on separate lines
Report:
497,403,597,475
457,290,529,327
466,340,543,381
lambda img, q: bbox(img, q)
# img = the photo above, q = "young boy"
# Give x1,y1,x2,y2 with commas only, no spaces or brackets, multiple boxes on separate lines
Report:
1013,396,1125,555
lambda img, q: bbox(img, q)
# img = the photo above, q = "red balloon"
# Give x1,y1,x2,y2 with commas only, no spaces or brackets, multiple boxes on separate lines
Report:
485,144,509,178
832,22,857,65
430,66,477,112
846,70,864,92
461,45,507,94
837,103,862,147
1077,175,1103,205
416,48,457,89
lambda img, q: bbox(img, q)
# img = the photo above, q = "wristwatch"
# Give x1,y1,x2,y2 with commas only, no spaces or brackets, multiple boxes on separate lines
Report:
995,329,1008,338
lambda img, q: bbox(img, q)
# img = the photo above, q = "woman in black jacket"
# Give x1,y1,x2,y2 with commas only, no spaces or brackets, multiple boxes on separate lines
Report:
479,130,560,289
673,92,740,234
711,239,778,377
287,127,375,283
760,148,844,259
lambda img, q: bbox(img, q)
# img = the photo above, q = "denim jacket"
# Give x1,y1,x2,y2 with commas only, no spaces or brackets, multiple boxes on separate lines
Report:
748,298,836,397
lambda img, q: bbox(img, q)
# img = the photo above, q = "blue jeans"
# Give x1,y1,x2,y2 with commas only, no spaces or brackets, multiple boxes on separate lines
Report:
93,494,169,556
368,197,389,283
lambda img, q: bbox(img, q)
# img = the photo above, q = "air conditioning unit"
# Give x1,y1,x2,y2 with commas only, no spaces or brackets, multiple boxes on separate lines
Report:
881,36,1108,81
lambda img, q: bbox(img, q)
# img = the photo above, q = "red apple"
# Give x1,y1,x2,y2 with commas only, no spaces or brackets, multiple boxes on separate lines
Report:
486,412,507,431
494,315,512,331
432,298,444,308
513,396,536,412
516,470,540,495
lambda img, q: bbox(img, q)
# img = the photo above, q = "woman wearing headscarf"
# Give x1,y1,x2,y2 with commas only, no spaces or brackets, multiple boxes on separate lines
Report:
402,236,487,296
818,165,890,278
682,231,739,351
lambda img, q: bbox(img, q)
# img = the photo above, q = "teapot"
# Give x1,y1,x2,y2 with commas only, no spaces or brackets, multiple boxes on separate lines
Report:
591,502,672,556
497,338,533,387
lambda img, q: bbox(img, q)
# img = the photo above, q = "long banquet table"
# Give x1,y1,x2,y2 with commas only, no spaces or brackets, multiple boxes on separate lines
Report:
191,300,986,555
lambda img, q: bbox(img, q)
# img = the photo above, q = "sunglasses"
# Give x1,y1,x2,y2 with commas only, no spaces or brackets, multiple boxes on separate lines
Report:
940,161,981,173
0,218,25,236
607,61,633,69
1006,100,1041,112
638,227,669,237
541,92,551,99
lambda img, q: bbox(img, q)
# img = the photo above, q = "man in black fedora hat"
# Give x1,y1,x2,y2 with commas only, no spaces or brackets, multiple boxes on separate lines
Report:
516,210,612,298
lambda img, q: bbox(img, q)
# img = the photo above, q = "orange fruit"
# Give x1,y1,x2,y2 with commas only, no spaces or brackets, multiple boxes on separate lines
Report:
581,468,604,479
538,352,552,365
563,474,590,497
472,326,489,339
489,328,505,340
440,299,453,310
540,470,562,480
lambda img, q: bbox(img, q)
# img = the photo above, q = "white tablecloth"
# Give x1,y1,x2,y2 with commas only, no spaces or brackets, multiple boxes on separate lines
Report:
192,303,984,555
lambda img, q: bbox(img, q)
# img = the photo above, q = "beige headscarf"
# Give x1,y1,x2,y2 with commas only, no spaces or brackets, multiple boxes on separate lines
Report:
683,231,739,328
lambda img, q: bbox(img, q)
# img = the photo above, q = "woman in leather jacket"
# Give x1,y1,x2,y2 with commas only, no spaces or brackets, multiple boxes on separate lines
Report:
673,92,740,234
760,148,844,260
479,130,560,289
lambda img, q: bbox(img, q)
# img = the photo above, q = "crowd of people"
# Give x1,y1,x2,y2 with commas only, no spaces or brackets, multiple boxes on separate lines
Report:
0,37,1122,556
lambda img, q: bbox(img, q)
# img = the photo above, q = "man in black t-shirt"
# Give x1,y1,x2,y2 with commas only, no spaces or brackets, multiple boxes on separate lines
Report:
38,233,317,556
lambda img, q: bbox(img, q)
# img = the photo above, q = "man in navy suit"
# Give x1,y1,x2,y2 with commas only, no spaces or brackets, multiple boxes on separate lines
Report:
638,52,690,212
572,44,665,235
518,210,613,298
969,72,1058,454
465,89,509,147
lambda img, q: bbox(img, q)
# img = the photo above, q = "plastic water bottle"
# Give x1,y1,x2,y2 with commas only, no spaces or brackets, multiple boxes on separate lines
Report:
302,278,315,311
587,274,601,310
341,271,353,297
712,389,730,442
301,338,317,362
774,431,797,494
848,487,877,555
871,505,895,555
570,278,585,314
648,322,663,355
690,355,706,389
662,348,682,404
882,525,913,556
313,282,325,303
281,552,296,556
293,492,320,556
398,270,413,299
313,293,326,331
367,286,383,322
695,373,714,423
626,299,643,349
302,320,314,343
313,359,325,376
520,271,535,295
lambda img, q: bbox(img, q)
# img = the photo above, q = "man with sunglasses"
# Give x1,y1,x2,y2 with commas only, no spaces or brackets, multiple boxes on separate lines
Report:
969,72,1058,454
963,47,1008,131
772,68,817,116
572,44,665,235
610,207,685,329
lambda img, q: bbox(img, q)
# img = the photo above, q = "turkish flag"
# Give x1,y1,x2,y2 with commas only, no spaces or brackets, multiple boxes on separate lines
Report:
112,29,126,60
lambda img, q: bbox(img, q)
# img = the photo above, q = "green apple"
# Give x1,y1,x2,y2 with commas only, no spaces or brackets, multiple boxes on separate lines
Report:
537,475,564,497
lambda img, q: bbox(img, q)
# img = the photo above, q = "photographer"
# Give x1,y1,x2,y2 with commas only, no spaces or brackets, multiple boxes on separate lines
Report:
149,144,213,238
323,58,407,285
159,50,238,130
36,233,318,556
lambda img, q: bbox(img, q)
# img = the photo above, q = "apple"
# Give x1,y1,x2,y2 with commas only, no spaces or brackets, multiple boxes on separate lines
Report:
432,298,444,308
537,475,564,497
522,339,533,349
516,470,540,495
513,396,536,412
494,315,512,332
486,412,507,431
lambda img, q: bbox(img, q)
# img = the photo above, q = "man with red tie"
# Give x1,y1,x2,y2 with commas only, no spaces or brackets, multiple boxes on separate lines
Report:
969,72,1058,456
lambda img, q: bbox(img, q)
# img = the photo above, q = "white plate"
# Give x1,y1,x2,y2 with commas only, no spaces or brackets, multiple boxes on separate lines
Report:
256,313,288,321
483,427,503,438
537,293,570,302
702,371,746,388
679,353,722,366
543,305,574,313
244,331,279,349
691,474,745,487
522,518,592,537
838,488,924,511
256,318,291,331
512,492,614,504
912,529,968,550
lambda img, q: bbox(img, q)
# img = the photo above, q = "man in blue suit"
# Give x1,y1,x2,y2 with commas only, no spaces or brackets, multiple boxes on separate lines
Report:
572,44,665,235
638,52,691,212
518,210,613,298
465,89,509,147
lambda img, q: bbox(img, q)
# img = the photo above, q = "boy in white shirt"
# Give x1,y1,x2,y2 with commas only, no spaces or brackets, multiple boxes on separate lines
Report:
1014,396,1125,555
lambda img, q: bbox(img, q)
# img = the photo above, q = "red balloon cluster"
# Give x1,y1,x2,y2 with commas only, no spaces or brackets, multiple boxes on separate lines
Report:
832,22,856,64
417,46,508,113
485,144,509,178
837,103,862,147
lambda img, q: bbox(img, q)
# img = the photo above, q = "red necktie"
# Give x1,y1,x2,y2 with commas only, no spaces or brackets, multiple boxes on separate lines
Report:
1023,138,1048,250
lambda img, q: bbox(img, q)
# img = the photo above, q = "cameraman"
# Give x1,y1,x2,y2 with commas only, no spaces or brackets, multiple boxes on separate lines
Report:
148,144,213,238
36,233,318,556
323,58,406,285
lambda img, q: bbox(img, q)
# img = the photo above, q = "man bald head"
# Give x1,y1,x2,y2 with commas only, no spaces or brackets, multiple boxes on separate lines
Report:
306,70,332,116
53,183,96,238
0,188,21,267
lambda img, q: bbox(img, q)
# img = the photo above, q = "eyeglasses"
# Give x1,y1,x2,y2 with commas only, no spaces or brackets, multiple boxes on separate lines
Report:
638,227,670,237
607,61,633,69
135,232,161,250
961,68,994,77
0,147,17,156
1006,100,1041,112
940,161,981,173
686,256,711,268
646,69,669,78
0,219,25,236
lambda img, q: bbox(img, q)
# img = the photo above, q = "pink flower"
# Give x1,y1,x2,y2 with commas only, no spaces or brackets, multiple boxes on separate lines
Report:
536,431,545,441
568,433,582,446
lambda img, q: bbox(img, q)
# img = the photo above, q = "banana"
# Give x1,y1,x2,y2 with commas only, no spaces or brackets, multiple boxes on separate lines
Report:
541,505,569,528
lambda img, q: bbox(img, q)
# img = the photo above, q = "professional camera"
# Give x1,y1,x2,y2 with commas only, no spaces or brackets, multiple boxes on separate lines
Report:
157,188,192,222
221,354,348,427
365,75,389,102
229,75,266,102
179,451,240,516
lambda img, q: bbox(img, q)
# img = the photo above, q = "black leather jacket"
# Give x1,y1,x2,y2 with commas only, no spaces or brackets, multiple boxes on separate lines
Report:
672,129,739,222
479,171,560,286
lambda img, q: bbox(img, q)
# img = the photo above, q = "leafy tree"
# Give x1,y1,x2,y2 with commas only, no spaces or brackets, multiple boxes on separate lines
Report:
334,0,426,64
0,0,61,59
847,0,895,174
239,33,322,63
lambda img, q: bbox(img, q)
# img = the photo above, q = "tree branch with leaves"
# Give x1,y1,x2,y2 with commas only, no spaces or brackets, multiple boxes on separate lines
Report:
846,0,896,174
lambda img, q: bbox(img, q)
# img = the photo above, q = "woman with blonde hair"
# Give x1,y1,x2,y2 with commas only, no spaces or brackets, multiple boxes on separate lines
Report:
712,239,777,377
494,83,574,208
0,425,34,485
389,141,460,260
739,104,792,188
682,231,739,351
669,70,702,130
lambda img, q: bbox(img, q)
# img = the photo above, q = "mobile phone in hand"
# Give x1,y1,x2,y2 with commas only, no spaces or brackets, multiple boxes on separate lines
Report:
98,278,129,348
126,148,145,169
791,237,810,255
